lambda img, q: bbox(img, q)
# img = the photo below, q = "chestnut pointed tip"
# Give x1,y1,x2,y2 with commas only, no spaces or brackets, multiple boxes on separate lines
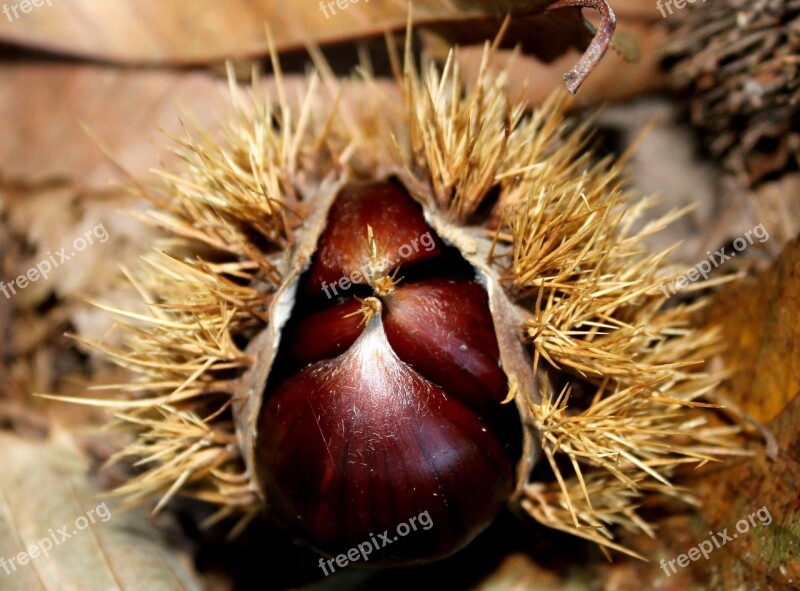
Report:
344,296,383,328
362,296,382,316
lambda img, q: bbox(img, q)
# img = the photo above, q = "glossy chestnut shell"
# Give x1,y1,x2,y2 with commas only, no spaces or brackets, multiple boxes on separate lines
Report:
255,181,522,565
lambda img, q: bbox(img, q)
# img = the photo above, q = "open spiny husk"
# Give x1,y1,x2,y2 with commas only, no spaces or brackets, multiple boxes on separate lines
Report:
67,35,741,555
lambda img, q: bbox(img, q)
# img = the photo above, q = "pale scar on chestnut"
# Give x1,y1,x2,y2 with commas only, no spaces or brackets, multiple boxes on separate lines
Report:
255,180,523,564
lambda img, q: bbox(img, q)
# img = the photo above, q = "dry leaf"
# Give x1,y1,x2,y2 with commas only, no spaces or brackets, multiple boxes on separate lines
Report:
679,396,800,590
0,0,621,94
0,63,392,185
0,429,202,590
750,174,800,262
707,237,800,424
0,64,235,184
0,0,587,64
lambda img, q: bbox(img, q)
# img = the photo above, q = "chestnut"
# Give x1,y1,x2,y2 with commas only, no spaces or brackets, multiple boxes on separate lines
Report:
256,181,523,564
79,41,736,573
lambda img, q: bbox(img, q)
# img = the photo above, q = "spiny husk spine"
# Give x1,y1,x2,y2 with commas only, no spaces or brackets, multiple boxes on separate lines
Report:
71,35,740,555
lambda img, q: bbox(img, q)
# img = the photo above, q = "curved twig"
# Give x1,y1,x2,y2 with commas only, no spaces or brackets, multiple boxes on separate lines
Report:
546,0,617,94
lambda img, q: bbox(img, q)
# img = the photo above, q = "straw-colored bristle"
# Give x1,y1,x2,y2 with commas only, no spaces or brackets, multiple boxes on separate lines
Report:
473,91,743,549
70,64,343,514
68,36,738,555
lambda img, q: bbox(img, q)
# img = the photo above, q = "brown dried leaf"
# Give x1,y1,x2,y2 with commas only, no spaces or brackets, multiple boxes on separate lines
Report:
0,63,380,185
0,63,236,184
0,0,590,64
0,429,202,590
678,396,800,590
707,237,800,424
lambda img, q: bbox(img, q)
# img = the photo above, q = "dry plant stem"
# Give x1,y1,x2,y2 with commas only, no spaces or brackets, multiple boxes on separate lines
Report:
546,0,617,94
706,389,779,460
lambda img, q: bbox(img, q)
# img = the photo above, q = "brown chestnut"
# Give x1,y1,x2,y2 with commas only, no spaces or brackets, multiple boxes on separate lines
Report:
84,44,737,574
256,181,522,565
